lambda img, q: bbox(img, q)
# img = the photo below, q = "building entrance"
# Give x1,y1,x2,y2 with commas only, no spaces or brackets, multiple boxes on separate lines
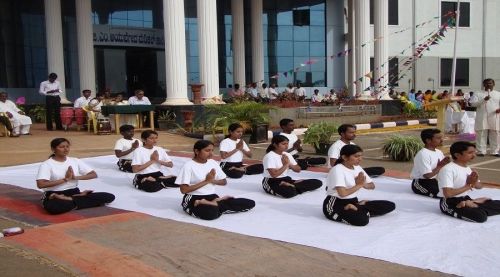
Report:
96,47,165,100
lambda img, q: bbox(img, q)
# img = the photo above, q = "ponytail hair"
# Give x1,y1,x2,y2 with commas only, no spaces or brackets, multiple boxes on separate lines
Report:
49,138,70,158
333,144,363,167
266,135,289,153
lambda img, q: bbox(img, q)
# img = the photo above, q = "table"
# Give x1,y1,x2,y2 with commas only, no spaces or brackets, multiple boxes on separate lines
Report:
101,105,155,134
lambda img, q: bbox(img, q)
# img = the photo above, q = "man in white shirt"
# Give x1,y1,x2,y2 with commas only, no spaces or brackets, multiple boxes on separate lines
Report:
268,83,279,101
259,83,270,103
469,78,500,157
327,124,385,177
294,82,306,102
311,89,323,104
73,90,92,109
39,73,63,131
279,118,326,169
128,89,152,105
410,129,450,198
0,92,32,136
246,82,259,101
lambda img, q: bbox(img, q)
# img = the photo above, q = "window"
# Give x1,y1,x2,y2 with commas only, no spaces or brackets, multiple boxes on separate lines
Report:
370,0,399,25
440,58,469,86
441,2,470,27
293,9,310,26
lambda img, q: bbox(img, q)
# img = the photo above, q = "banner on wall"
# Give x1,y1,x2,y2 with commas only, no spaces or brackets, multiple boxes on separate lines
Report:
93,25,165,49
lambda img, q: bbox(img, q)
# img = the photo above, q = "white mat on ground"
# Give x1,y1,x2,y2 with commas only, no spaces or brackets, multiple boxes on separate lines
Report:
1,155,499,277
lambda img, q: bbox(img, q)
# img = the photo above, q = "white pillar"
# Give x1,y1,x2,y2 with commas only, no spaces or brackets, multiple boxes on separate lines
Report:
197,0,220,99
44,0,70,103
76,0,96,97
374,0,389,99
162,0,192,105
251,0,264,83
231,0,245,86
348,0,356,96
355,0,371,98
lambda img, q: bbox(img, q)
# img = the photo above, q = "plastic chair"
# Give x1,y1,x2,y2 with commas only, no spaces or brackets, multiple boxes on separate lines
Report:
81,106,98,134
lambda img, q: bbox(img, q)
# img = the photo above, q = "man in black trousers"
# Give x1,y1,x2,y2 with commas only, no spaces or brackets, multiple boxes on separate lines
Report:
39,73,63,130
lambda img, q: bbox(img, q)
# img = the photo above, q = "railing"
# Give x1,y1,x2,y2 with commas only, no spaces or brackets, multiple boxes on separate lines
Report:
297,105,379,119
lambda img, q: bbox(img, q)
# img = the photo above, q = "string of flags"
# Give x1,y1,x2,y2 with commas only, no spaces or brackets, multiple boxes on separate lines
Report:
269,12,456,81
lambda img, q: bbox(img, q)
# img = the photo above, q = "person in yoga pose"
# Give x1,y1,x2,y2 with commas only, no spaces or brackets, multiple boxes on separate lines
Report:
114,124,142,173
279,118,326,169
438,141,500,223
131,130,177,192
410,128,450,198
262,135,322,198
176,140,255,220
327,124,385,177
36,138,115,214
323,144,395,226
219,123,263,178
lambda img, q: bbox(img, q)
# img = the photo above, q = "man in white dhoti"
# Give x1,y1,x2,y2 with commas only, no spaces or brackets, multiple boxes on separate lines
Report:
0,92,32,136
469,79,500,157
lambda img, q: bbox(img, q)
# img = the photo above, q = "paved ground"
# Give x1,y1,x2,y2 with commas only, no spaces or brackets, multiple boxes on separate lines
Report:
2,122,493,276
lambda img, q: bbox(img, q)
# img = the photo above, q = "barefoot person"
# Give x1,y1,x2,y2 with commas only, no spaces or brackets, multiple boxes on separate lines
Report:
114,124,142,172
327,124,385,177
410,129,450,198
323,145,395,226
176,140,255,220
36,138,115,215
131,130,177,192
219,123,263,178
262,135,322,198
438,141,500,222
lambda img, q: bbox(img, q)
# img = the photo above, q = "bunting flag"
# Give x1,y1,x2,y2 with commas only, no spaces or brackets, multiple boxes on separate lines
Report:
272,12,454,83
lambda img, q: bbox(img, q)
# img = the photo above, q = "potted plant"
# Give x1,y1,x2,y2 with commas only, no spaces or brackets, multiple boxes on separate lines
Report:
206,101,274,144
382,135,423,161
157,110,176,130
303,122,338,155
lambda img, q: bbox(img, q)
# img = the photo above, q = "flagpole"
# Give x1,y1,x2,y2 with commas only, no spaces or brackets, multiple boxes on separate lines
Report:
450,0,460,95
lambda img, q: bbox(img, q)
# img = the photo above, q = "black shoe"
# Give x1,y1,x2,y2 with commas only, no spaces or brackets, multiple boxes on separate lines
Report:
494,154,500,157
477,153,485,157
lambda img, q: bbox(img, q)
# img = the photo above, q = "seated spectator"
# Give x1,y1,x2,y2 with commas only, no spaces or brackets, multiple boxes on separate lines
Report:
311,89,323,105
228,83,245,98
112,93,129,105
74,90,92,109
0,91,32,136
129,90,151,105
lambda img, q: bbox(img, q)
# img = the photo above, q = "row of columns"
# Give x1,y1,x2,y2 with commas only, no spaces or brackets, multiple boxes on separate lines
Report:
349,0,389,97
44,0,388,104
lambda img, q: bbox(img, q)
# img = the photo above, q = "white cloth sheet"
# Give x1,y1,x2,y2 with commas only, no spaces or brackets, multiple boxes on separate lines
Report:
445,110,475,134
1,155,500,277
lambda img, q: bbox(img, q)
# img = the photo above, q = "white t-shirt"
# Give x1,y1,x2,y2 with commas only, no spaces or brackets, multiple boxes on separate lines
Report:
294,87,305,97
36,157,93,192
326,164,372,199
262,151,297,178
131,146,172,174
219,138,250,163
88,99,102,112
437,162,473,198
410,148,445,179
73,96,91,108
175,159,226,195
128,96,151,105
327,140,355,167
280,132,299,155
268,87,278,100
114,138,143,160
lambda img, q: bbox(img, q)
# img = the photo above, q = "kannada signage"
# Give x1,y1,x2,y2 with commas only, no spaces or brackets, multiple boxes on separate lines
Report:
93,25,165,49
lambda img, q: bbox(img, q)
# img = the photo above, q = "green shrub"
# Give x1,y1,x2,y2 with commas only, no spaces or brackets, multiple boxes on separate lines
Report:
382,135,423,161
303,122,338,149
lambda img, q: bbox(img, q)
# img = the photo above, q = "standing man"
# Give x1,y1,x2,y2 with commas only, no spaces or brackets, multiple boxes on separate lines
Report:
469,78,500,157
39,73,63,130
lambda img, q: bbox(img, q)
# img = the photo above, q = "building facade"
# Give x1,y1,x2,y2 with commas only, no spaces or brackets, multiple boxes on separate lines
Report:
0,0,498,104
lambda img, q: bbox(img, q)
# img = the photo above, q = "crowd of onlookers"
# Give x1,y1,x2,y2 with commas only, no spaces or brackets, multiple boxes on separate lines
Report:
391,88,473,111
